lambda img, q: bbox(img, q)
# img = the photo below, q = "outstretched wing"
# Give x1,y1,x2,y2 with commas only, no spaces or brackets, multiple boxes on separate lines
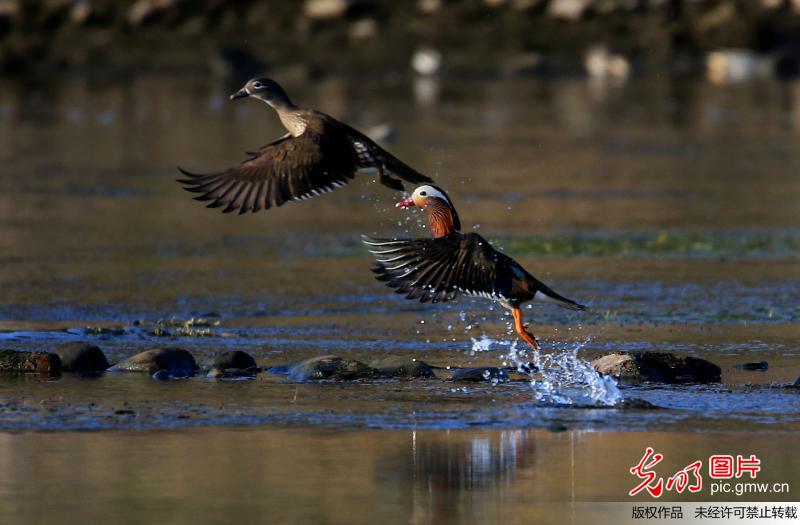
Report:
319,113,434,185
363,233,519,303
177,127,359,214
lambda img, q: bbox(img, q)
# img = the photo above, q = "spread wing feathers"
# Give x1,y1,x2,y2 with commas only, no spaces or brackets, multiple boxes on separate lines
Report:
329,117,433,184
362,233,515,304
177,129,358,214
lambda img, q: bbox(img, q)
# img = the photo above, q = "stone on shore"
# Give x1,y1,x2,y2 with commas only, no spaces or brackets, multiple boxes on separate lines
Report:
55,342,109,372
201,350,259,378
287,355,379,381
304,0,349,20
109,348,196,378
734,361,768,371
368,356,436,379
450,367,508,383
592,352,721,384
0,349,61,374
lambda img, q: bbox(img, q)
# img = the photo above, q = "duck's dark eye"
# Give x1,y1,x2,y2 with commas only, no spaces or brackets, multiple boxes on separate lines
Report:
253,82,262,89
420,191,427,196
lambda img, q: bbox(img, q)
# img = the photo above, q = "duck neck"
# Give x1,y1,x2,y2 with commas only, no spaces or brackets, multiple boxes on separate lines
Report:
425,200,458,238
269,99,306,137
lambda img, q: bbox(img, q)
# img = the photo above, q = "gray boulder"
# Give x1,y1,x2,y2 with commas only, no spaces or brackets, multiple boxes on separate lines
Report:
368,356,436,379
450,367,508,383
201,350,259,378
109,348,196,378
0,349,61,374
592,351,721,384
734,361,768,371
55,342,109,372
287,355,378,381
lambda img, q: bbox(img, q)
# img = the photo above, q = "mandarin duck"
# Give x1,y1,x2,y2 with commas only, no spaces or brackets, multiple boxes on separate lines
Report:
178,78,433,213
363,185,586,349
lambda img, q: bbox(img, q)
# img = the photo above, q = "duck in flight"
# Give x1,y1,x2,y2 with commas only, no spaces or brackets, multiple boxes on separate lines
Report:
363,185,586,349
178,78,433,213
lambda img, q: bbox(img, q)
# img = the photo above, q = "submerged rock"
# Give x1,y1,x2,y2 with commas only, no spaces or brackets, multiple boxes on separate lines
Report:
369,356,436,379
201,350,259,378
109,348,196,378
592,352,721,384
450,367,508,383
287,355,379,381
0,349,61,374
55,342,109,372
615,398,661,410
734,361,768,371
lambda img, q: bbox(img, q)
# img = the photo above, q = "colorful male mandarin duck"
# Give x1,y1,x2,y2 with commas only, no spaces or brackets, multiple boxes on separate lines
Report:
178,78,433,213
363,185,585,349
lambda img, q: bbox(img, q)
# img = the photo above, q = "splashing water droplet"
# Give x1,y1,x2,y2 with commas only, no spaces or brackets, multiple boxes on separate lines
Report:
469,335,621,406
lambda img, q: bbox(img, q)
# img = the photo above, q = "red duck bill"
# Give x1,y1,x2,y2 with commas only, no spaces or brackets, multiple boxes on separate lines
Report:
396,196,415,207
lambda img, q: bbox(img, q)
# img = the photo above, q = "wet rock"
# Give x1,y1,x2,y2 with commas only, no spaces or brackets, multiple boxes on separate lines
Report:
127,0,175,26
144,316,220,337
54,342,109,373
368,356,436,379
151,369,170,381
417,0,442,14
109,348,196,378
287,355,379,381
734,361,769,371
794,376,800,387
616,398,661,410
304,0,349,20
201,350,259,378
412,47,443,76
592,354,639,383
592,352,721,384
68,0,92,25
0,349,61,374
696,2,737,32
0,0,17,15
584,45,631,80
81,325,126,336
450,367,508,383
706,50,772,84
548,0,591,20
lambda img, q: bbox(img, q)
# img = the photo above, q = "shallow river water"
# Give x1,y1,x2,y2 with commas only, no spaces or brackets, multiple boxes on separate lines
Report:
0,74,798,523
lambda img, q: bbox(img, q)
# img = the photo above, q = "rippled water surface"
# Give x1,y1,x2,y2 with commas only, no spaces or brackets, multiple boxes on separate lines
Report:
0,74,798,523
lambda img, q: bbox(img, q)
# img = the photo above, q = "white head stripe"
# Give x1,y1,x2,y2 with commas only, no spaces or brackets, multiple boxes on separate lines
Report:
413,185,449,204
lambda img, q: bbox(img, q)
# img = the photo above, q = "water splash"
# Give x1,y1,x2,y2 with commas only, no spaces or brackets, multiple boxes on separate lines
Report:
469,335,622,406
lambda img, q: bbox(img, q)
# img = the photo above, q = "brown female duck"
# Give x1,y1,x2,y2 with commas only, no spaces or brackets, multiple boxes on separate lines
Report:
363,185,585,349
178,78,432,213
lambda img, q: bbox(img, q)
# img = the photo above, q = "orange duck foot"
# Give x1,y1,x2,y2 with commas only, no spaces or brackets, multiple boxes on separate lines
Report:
512,307,540,350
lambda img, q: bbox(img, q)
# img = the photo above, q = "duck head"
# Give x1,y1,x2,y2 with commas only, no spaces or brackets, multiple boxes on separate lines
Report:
230,78,294,109
397,185,461,238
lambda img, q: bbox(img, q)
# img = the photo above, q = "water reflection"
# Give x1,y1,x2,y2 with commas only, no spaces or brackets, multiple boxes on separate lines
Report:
1,428,797,524
408,430,533,490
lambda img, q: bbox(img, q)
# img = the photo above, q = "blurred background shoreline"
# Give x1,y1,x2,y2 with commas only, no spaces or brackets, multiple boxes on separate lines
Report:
3,0,800,84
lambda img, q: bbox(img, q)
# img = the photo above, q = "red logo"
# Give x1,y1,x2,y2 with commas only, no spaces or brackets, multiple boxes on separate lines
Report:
629,448,703,497
630,449,763,497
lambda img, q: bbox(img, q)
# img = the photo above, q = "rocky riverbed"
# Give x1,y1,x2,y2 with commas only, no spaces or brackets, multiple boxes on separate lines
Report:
0,341,796,432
